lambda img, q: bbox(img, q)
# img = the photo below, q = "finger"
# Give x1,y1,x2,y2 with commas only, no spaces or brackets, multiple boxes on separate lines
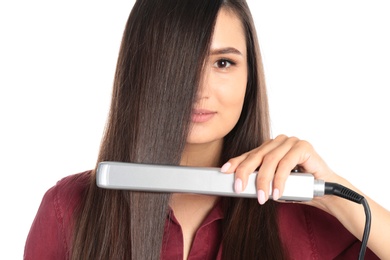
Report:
273,140,315,200
256,137,300,204
225,135,289,193
235,135,289,173
220,137,273,173
220,152,250,174
220,135,288,173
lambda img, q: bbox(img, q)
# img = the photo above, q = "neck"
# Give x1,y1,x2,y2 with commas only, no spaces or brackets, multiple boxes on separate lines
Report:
180,140,223,167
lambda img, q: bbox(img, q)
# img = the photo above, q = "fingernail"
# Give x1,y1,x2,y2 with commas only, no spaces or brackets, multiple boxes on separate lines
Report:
257,190,266,205
220,162,231,173
273,188,280,201
234,178,242,193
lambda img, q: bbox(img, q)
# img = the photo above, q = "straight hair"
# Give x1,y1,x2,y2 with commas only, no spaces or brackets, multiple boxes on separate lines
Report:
71,0,287,259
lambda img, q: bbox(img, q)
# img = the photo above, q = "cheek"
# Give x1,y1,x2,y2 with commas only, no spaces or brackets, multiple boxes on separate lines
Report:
215,88,246,138
217,76,247,118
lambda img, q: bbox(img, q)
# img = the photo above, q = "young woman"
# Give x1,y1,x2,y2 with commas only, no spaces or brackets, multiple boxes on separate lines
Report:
24,0,389,259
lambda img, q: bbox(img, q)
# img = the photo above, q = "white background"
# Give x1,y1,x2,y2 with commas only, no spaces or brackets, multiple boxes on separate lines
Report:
1,1,389,259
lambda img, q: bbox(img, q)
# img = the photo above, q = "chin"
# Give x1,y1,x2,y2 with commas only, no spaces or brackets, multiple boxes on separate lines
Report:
186,133,225,146
186,137,214,145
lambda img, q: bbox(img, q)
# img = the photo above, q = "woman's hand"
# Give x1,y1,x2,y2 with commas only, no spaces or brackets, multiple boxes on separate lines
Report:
221,134,390,259
220,134,339,205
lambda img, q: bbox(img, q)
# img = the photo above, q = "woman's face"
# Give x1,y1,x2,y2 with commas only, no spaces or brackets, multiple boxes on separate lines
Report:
187,9,248,145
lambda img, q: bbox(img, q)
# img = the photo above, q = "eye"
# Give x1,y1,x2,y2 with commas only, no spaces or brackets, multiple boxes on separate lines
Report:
213,59,235,69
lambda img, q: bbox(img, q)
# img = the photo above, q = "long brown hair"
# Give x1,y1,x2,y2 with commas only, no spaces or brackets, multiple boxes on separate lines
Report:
71,0,286,259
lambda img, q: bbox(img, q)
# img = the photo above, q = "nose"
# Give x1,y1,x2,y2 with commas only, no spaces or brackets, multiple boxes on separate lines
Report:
196,68,211,102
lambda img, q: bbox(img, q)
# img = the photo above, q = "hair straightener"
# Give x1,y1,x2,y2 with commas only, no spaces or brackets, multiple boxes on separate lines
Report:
96,161,371,260
96,161,324,201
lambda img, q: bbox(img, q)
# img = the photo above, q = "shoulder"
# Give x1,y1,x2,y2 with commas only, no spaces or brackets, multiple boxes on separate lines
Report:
53,170,92,205
277,203,379,259
24,170,92,260
45,170,92,221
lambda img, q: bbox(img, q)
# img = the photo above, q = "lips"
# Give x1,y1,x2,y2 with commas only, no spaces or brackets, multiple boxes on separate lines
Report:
191,109,216,123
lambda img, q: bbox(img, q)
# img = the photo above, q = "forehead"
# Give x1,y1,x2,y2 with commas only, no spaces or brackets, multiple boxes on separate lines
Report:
211,9,246,55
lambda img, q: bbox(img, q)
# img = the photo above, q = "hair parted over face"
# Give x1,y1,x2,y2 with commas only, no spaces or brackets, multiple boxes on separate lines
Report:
99,0,222,165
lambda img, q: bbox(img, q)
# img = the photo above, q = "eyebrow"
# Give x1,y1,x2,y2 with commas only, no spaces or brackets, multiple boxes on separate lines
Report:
209,47,243,56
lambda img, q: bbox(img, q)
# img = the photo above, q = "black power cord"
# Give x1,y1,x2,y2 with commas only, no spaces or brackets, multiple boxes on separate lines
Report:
325,182,371,260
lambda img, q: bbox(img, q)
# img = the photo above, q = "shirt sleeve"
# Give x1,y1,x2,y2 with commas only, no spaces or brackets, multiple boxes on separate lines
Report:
24,185,69,260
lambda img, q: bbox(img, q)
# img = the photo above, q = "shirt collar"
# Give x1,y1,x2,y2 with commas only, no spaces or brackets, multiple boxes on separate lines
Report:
167,197,224,226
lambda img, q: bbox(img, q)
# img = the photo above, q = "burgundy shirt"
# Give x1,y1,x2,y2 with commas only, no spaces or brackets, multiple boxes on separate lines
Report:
24,171,379,259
